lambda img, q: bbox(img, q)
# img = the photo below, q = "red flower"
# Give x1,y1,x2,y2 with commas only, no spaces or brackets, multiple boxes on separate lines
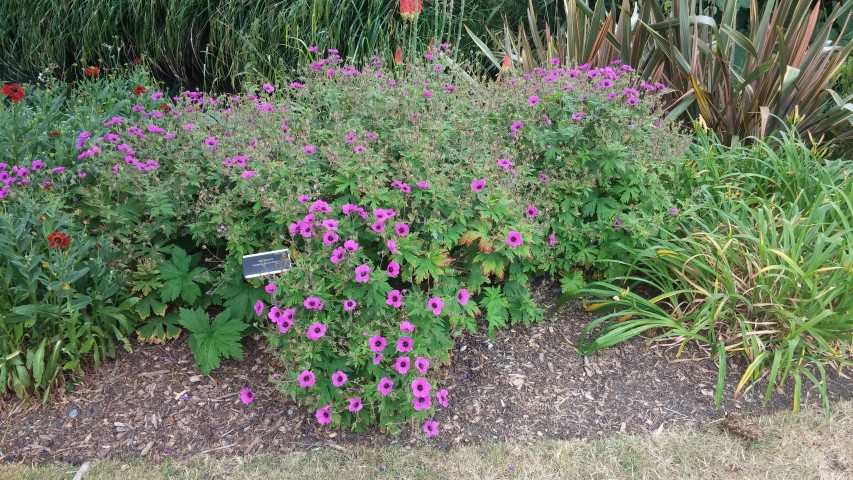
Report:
159,103,171,114
400,0,421,21
48,130,61,138
47,232,71,249
83,66,100,76
2,83,25,102
132,57,143,65
133,85,146,95
394,46,403,64
502,55,511,71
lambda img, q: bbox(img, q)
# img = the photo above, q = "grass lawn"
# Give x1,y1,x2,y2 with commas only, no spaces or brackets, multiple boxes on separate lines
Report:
4,400,852,479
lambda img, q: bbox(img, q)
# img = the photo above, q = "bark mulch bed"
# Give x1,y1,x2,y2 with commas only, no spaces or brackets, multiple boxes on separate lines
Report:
2,283,851,464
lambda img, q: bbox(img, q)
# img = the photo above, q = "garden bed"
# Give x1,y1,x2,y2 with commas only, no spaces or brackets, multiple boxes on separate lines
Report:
3,282,850,464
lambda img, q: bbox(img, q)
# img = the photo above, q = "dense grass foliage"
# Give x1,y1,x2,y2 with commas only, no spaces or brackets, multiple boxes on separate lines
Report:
0,0,531,89
564,129,853,412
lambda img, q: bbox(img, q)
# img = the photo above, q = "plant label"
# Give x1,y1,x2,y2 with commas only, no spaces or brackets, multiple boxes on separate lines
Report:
242,249,291,279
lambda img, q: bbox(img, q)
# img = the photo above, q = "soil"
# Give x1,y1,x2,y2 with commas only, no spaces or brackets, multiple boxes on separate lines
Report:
2,282,851,464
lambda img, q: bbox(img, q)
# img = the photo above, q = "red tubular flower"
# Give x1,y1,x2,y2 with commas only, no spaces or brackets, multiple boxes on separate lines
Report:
1,83,25,102
400,0,420,21
47,232,71,249
133,85,146,95
394,46,403,64
83,66,100,76
502,55,511,71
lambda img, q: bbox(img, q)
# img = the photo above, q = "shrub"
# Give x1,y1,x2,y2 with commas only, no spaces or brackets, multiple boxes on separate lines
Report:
0,195,136,400
562,130,853,412
2,49,689,433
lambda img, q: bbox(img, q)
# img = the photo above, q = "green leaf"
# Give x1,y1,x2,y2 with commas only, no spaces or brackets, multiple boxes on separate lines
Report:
159,246,206,305
180,308,248,375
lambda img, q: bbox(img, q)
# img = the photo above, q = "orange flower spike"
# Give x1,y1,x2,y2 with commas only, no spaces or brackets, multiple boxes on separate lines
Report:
394,46,403,64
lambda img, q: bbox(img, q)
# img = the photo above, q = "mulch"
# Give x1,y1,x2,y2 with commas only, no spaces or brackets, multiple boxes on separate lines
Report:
2,282,851,464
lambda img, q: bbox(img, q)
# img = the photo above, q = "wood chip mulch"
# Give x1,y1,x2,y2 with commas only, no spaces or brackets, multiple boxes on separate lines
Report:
2,283,851,464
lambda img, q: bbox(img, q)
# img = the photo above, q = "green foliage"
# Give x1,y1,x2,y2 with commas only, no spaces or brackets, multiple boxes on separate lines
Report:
179,308,248,375
562,130,853,414
0,197,136,400
471,0,853,148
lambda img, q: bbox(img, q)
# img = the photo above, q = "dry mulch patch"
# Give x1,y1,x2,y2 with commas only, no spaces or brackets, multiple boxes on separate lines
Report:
2,283,851,464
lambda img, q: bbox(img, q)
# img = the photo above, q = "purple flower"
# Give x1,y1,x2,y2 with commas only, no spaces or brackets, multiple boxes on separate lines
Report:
371,221,385,233
348,397,363,413
436,388,449,408
298,194,310,203
254,300,265,317
321,219,339,230
506,231,523,248
394,356,411,375
669,206,679,215
543,114,552,125
614,218,623,228
549,232,557,246
422,89,432,98
386,261,401,278
330,247,346,264
369,334,387,353
527,95,540,106
423,420,439,438
267,307,282,324
298,370,316,388
265,283,277,294
239,388,254,405
304,145,317,154
400,321,415,333
373,353,384,365
497,159,513,170
470,178,486,192
309,200,331,213
456,289,470,306
331,370,348,387
306,322,326,341
415,357,430,375
526,205,538,217
304,297,324,310
411,377,432,398
428,297,444,315
241,170,255,179
387,240,399,254
377,377,393,395
316,404,332,425
394,223,409,237
344,239,359,252
397,336,413,353
413,395,431,411
355,264,371,283
385,290,403,308
262,83,275,94
571,112,584,121
354,145,365,154
510,121,524,132
343,299,357,311
626,96,639,106
323,231,340,246
416,181,430,189
204,136,218,148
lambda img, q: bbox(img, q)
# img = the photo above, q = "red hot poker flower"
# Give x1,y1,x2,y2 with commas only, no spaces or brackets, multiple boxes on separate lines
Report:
394,46,403,64
502,55,511,71
1,83,25,102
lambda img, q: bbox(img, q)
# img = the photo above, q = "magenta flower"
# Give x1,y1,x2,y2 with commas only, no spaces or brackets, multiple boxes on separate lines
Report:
669,206,679,215
278,319,293,334
549,232,557,246
387,240,399,254
377,377,394,396
386,261,401,278
303,145,316,154
436,388,449,408
348,397,363,413
369,334,387,353
239,387,254,405
428,297,444,315
254,300,265,317
392,222,409,237
456,289,470,306
470,178,486,192
626,96,639,106
614,218,623,228
344,299,357,311
298,370,316,388
411,377,432,398
282,308,295,322
344,239,359,252
506,231,523,248
386,290,403,308
422,89,432,98
571,112,584,121
304,297,324,310
416,181,430,189
371,221,385,233
394,356,411,375
298,194,310,202
262,83,275,94
400,321,415,333
321,219,339,230
526,205,538,217
423,420,439,438
204,136,218,148
397,336,413,353
331,370,348,387
322,231,339,246
267,306,282,323
527,95,540,106
355,264,371,283
265,283,277,294
511,121,524,132
373,353,384,365
316,404,332,425
330,247,346,264
413,395,431,411
307,322,327,341
309,199,331,212
497,158,513,170
415,357,430,375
